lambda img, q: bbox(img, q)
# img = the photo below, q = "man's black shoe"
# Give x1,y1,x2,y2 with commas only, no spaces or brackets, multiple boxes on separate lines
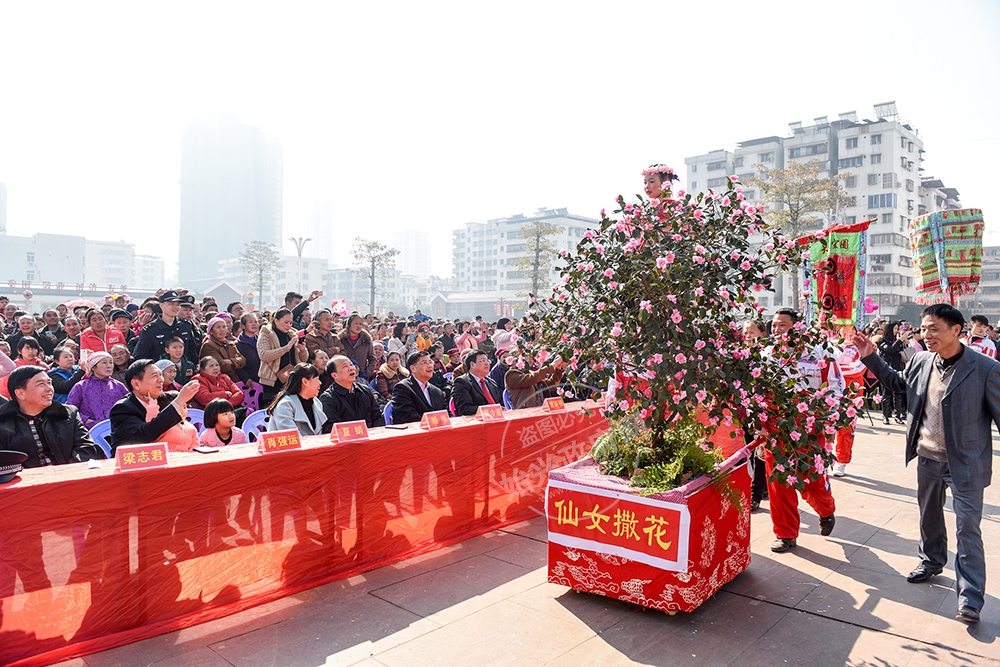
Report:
770,538,796,553
882,417,891,425
751,499,761,511
819,514,836,536
906,565,943,583
957,606,980,623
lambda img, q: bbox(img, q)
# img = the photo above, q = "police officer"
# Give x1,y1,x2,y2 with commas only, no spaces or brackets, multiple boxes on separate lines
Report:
132,290,199,364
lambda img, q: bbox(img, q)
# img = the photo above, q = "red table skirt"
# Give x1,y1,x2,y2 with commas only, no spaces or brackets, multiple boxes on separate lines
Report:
0,404,607,666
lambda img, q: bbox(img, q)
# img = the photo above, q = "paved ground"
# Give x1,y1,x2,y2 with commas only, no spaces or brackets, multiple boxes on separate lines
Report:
56,420,1000,667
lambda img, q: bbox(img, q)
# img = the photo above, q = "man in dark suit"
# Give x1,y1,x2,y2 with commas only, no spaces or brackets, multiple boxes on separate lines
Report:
320,355,385,431
391,350,446,424
452,350,502,416
855,304,1000,624
109,359,200,452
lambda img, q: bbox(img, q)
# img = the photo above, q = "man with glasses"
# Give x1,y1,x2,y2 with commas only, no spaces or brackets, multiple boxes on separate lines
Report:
390,350,446,424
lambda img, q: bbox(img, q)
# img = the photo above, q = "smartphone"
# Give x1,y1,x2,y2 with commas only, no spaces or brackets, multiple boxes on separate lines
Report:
79,348,89,364
385,424,409,430
193,446,219,454
297,330,306,339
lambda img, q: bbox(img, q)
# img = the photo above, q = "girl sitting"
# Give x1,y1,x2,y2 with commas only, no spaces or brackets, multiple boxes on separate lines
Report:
199,398,249,447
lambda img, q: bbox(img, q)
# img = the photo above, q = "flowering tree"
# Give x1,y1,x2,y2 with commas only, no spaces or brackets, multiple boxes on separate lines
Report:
512,174,859,491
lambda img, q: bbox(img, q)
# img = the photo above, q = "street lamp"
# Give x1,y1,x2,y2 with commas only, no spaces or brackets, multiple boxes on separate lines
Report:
290,237,312,294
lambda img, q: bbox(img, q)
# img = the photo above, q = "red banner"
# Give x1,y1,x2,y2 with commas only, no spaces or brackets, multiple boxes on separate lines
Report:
547,480,690,572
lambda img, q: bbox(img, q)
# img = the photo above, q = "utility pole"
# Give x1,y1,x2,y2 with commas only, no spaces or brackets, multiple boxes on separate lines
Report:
290,237,312,294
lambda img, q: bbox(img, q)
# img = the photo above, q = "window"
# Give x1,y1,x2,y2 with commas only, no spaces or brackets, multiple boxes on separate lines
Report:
846,216,857,224
871,134,882,145
788,143,827,158
691,164,697,173
27,271,35,281
870,254,892,264
871,153,882,164
845,175,857,188
758,152,774,163
707,177,727,187
898,256,912,268
707,160,727,171
846,196,857,206
690,180,697,189
507,244,526,252
743,190,755,200
846,137,858,149
882,213,893,225
26,252,35,263
900,137,906,148
733,157,744,167
883,173,894,188
867,193,897,209
906,179,915,192
838,156,864,168
908,141,914,152
868,174,879,186
507,231,520,239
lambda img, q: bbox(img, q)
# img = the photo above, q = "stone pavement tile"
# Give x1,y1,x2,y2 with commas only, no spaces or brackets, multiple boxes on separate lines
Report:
483,535,548,570
48,659,90,667
537,637,639,667
373,599,593,667
906,645,1000,667
920,589,1000,659
545,591,791,667
841,528,924,577
146,647,234,667
368,553,544,625
207,589,438,667
507,582,635,632
83,594,308,667
734,611,936,667
794,563,951,637
722,545,850,607
498,517,549,542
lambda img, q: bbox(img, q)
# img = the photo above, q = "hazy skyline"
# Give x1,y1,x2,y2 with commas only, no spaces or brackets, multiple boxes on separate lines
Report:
1,1,998,282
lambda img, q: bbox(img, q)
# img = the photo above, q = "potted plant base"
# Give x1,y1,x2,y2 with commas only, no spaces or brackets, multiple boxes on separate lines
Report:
545,449,751,613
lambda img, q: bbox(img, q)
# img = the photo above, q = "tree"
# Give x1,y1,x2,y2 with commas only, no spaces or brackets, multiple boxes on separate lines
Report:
511,220,565,299
747,160,852,308
352,238,400,316
239,240,280,309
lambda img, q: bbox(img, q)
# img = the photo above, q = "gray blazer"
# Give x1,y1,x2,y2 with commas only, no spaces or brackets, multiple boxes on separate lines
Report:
862,349,1000,490
269,394,327,437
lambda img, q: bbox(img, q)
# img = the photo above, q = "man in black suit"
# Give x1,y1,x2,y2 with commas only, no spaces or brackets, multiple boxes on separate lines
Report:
320,355,385,431
391,350,446,424
109,359,200,452
452,350,502,416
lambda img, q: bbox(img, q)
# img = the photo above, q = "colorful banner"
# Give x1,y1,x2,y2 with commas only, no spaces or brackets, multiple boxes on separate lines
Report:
546,479,690,572
910,208,984,304
798,220,871,327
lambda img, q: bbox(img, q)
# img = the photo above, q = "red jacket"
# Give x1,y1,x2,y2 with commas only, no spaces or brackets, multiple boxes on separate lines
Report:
80,327,127,354
190,372,244,408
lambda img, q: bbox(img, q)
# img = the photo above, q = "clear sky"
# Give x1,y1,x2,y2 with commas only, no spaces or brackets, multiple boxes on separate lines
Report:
1,0,998,280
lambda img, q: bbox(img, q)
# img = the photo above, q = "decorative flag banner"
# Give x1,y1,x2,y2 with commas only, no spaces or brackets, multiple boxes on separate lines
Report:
546,478,691,572
797,219,872,328
909,208,984,305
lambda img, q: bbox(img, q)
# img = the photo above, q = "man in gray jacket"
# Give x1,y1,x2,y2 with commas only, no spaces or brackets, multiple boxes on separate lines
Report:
854,304,1000,623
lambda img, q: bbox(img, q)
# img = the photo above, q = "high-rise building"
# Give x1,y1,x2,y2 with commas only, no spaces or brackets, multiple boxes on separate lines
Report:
179,119,283,283
684,103,951,317
393,230,432,278
452,207,600,294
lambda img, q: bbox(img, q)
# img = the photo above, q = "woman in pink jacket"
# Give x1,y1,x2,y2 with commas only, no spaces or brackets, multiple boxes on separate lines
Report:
190,357,245,409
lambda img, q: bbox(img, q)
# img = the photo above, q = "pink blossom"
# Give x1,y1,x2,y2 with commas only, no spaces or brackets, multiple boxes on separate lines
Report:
585,230,594,239
695,244,707,254
672,234,683,241
751,368,762,378
610,322,623,337
639,300,653,314
666,294,677,303
729,175,739,182
608,281,618,289
618,400,629,411
796,402,809,413
596,302,605,311
846,407,857,418
694,340,706,350
653,353,663,363
696,390,707,403
693,210,702,220
656,256,668,270
722,197,730,207
775,463,784,472
645,369,656,379
695,287,704,296
694,256,705,264
740,260,751,271
670,309,682,324
675,353,687,364
790,431,801,441
665,252,675,264
786,475,798,486
604,268,614,278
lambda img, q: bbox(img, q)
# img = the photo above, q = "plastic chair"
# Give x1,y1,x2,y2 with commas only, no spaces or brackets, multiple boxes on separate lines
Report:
502,389,513,410
369,378,379,391
186,408,207,434
383,403,393,426
444,372,453,382
237,380,264,413
88,419,113,457
242,409,270,442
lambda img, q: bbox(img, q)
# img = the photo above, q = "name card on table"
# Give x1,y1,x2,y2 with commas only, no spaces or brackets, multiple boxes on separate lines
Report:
115,442,169,473
419,410,452,430
476,404,506,422
330,420,370,443
257,429,302,454
543,397,567,412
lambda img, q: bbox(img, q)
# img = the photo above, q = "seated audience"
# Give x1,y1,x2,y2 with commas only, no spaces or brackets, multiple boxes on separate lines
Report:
235,312,263,384
191,357,245,409
110,344,131,385
258,308,308,407
37,309,68,350
452,350,502,416
162,336,197,385
374,351,408,405
66,351,130,429
320,355,385,431
80,308,127,354
390,350,446,424
338,314,378,379
198,398,248,447
266,363,326,436
304,309,345,358
0,366,104,467
199,316,247,382
154,359,182,391
505,356,566,409
109,359,200,452
48,346,85,403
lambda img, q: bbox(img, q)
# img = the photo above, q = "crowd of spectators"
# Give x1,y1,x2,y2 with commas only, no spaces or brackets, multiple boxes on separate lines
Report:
0,289,566,468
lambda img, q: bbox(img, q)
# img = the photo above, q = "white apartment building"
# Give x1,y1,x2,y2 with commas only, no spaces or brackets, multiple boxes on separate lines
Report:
684,103,953,317
134,255,166,292
958,245,1000,325
452,207,600,294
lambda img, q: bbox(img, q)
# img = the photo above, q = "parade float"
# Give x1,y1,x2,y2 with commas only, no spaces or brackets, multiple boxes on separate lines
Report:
513,167,859,613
